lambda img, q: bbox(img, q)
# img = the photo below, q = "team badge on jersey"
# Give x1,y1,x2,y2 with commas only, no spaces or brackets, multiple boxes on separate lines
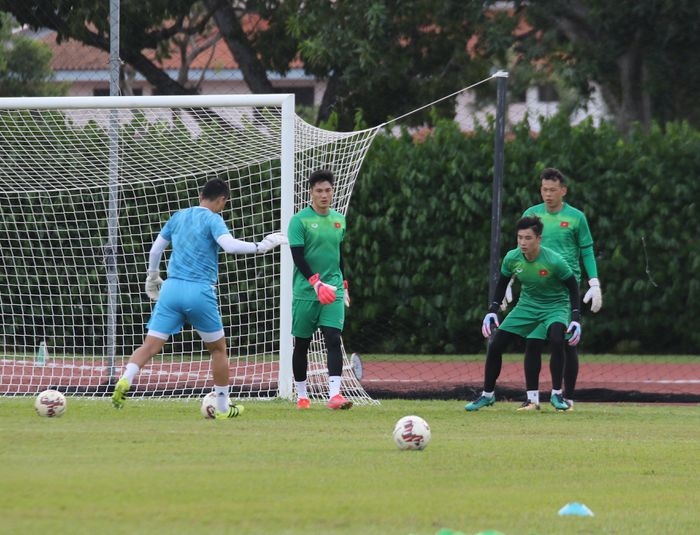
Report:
560,221,569,227
539,269,549,277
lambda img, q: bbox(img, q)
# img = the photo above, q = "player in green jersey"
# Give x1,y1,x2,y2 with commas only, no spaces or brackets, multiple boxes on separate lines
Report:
503,168,601,409
465,216,581,412
287,170,353,410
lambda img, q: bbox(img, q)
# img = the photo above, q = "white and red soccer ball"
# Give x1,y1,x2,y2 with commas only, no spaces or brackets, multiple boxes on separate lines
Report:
393,415,431,450
200,391,220,419
34,389,67,417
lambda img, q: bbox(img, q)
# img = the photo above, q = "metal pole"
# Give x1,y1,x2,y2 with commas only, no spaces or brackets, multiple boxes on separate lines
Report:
277,94,296,400
488,70,508,305
106,0,121,380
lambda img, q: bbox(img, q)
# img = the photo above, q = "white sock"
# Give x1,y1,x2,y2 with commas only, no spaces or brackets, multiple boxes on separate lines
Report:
214,385,230,413
482,391,494,399
295,381,308,399
551,389,563,396
122,363,140,384
328,376,341,398
564,398,574,407
527,390,540,405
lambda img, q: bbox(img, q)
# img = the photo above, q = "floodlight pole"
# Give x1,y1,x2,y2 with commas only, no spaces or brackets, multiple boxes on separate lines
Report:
106,0,120,380
489,71,508,305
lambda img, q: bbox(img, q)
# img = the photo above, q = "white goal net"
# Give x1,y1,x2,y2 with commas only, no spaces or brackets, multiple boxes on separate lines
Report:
0,94,379,404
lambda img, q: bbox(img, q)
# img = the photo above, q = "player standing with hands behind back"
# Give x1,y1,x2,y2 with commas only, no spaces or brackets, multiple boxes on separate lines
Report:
503,168,602,409
288,170,353,410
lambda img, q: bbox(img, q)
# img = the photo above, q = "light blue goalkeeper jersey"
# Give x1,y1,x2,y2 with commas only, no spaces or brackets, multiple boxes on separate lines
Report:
160,206,230,285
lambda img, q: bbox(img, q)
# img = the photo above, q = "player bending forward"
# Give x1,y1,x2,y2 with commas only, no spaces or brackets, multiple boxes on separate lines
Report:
465,216,581,412
288,169,353,410
112,178,287,418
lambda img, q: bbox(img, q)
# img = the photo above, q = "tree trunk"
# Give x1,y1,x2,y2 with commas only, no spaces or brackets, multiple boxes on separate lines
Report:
614,29,651,133
317,73,340,125
123,51,193,95
207,0,275,94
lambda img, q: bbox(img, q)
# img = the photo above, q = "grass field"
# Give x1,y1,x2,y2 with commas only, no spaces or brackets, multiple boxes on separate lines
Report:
1,398,699,535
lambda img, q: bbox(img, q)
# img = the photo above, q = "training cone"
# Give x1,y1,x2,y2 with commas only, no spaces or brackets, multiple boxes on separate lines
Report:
558,502,594,517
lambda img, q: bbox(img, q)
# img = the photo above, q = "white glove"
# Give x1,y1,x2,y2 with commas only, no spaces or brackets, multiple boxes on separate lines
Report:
145,271,163,301
343,280,350,307
567,321,582,346
256,232,288,253
500,277,514,311
481,312,499,338
583,277,602,313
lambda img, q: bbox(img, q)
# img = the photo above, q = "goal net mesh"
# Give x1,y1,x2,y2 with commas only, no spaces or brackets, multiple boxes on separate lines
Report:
0,99,379,404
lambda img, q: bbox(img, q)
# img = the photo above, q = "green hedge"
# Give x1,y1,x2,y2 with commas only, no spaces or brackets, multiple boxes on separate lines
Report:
343,116,700,354
2,110,698,355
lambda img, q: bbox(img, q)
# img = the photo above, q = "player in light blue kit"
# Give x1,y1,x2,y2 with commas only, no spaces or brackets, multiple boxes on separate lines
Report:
112,178,286,418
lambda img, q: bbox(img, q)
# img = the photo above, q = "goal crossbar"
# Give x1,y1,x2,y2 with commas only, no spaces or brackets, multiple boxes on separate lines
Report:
0,94,295,110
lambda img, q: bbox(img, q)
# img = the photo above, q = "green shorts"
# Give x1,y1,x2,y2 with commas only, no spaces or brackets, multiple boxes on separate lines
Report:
292,298,345,338
499,302,569,340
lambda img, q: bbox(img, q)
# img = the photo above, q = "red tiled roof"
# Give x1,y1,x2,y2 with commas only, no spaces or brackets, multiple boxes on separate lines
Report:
38,15,303,71
41,31,244,70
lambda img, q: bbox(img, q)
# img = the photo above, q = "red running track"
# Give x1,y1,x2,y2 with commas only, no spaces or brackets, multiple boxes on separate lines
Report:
2,357,699,399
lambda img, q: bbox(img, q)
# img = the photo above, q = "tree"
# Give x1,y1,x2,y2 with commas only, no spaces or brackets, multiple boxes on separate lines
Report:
0,1,300,97
0,0,213,95
489,0,700,132
288,1,490,128
1,1,496,129
0,13,68,96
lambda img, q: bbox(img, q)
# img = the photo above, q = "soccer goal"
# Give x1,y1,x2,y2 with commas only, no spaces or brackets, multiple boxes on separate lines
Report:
0,94,379,404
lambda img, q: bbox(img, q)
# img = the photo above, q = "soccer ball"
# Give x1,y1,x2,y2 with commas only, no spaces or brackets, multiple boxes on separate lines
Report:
200,392,218,419
200,391,229,419
34,389,67,418
393,415,431,450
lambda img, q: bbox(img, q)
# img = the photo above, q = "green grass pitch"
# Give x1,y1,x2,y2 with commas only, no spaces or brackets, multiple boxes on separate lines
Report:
2,398,699,534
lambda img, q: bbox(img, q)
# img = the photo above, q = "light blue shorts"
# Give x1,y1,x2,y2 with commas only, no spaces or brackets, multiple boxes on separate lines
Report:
147,278,223,338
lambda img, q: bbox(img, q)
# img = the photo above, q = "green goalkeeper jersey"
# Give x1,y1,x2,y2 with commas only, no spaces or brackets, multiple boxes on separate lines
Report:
288,206,346,301
522,202,594,283
501,245,573,310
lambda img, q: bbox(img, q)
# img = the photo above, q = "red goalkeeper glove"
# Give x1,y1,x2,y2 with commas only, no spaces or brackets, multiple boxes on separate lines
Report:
308,273,336,305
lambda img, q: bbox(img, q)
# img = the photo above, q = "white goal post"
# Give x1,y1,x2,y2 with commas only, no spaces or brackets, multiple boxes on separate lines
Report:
0,93,378,404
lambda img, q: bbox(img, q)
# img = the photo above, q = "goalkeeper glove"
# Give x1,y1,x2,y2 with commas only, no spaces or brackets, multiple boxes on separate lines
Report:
145,271,163,301
500,277,514,311
343,280,350,307
567,321,582,346
481,312,499,338
583,278,602,313
256,232,288,253
308,273,336,305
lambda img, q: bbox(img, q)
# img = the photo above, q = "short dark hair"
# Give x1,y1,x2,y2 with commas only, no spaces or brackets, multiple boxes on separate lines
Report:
308,169,334,188
540,167,566,185
201,178,230,201
516,215,543,236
